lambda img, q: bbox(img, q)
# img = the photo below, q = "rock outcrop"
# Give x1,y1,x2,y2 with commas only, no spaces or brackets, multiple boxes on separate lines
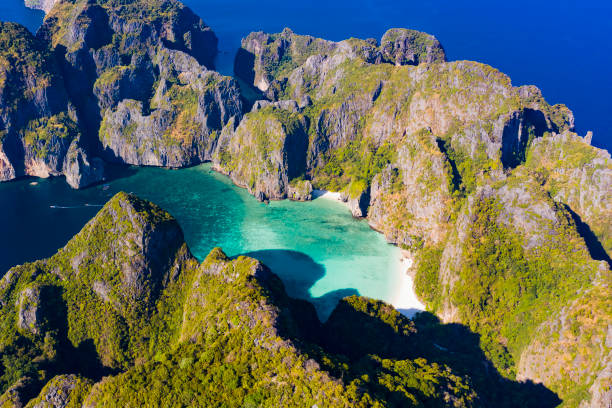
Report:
62,136,105,189
0,22,103,187
23,0,59,14
213,106,308,200
27,374,93,408
37,0,242,168
379,28,446,65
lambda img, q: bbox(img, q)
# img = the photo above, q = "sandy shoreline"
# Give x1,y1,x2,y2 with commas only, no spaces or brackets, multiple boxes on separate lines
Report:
312,189,344,203
392,252,426,318
314,189,426,318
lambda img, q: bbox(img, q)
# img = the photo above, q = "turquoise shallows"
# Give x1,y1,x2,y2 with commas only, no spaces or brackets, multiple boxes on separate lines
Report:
0,164,400,320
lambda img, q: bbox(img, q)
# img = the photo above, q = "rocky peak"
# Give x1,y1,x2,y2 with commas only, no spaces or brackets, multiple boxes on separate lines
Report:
57,191,188,306
380,28,446,65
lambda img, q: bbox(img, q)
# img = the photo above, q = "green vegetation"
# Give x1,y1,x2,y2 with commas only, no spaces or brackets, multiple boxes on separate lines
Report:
0,22,55,97
0,193,487,407
524,132,612,253
414,246,444,310
314,139,396,192
22,113,80,159
449,196,598,378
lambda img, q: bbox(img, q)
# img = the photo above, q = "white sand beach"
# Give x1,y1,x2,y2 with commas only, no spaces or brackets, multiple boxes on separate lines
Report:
312,189,343,202
314,188,426,318
392,253,426,318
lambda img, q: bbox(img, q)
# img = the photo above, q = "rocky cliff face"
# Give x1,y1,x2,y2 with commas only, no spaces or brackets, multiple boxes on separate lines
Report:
36,0,242,168
525,131,612,255
23,0,59,13
233,28,572,241
212,105,308,200
0,22,103,188
236,27,446,100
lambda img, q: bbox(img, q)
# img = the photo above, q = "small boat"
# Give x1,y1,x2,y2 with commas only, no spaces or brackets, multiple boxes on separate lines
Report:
102,184,110,191
29,181,38,186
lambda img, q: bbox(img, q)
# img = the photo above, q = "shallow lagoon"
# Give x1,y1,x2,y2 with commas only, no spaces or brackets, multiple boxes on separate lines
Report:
0,165,403,319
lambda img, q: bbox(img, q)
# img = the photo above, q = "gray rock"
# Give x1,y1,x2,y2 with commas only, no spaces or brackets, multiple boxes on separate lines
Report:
0,22,91,187
23,0,58,13
16,286,42,335
380,28,446,65
347,187,370,218
63,137,105,189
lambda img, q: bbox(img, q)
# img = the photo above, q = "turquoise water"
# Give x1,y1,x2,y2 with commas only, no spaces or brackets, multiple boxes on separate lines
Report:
0,166,400,319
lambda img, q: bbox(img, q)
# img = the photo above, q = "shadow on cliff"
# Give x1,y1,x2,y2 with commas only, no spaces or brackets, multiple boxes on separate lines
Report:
241,248,561,406
319,306,561,407
239,249,359,321
563,204,612,268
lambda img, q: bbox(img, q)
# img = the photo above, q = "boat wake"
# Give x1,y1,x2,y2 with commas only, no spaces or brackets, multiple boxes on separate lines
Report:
50,204,103,209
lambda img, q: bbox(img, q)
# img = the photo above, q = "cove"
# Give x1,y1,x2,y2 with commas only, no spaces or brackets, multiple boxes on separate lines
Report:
0,164,412,320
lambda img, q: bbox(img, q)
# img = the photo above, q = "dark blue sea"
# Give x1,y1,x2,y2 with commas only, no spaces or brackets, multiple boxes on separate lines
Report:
2,0,609,151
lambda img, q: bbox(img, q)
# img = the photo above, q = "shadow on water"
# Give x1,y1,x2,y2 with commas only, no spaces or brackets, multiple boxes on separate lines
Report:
97,163,139,187
240,249,359,320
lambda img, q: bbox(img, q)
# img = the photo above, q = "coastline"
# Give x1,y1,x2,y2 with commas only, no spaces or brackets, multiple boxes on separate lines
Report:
312,189,345,205
313,188,426,318
392,251,426,318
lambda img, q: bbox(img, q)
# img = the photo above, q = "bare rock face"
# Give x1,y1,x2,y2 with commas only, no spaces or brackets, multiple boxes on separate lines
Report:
16,286,42,335
0,22,101,187
369,131,454,247
38,0,242,168
63,137,104,189
23,0,59,13
212,107,308,201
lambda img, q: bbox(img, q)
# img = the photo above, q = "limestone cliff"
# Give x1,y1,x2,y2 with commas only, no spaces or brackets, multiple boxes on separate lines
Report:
234,28,572,240
0,22,103,188
37,0,243,168
212,105,308,200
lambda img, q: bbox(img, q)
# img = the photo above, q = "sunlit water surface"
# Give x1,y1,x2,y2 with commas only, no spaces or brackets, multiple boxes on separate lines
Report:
0,165,401,319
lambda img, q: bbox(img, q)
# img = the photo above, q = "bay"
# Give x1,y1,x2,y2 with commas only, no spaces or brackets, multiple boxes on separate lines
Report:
0,165,404,320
